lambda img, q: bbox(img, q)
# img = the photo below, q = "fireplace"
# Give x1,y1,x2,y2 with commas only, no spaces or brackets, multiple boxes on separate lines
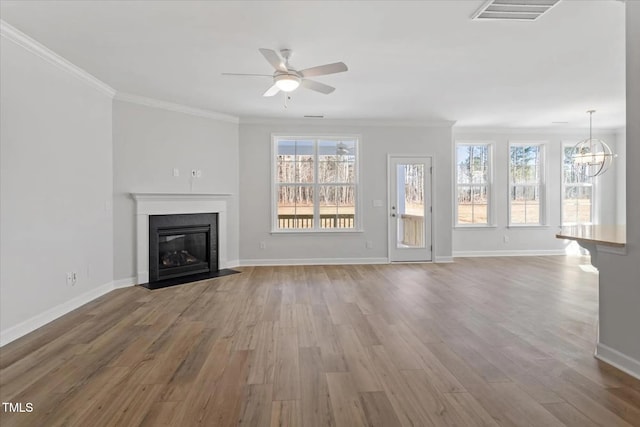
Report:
132,193,231,287
149,213,218,282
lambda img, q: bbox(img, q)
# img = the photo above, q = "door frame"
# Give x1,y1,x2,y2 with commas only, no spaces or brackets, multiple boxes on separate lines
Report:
387,154,434,262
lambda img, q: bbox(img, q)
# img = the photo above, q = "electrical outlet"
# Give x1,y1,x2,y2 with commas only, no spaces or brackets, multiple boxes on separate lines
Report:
196,169,202,178
173,168,180,177
66,272,73,286
503,235,509,243
366,240,373,249
259,241,266,249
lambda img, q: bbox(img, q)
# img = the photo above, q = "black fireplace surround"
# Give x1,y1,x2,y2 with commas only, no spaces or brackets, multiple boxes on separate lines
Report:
149,213,218,282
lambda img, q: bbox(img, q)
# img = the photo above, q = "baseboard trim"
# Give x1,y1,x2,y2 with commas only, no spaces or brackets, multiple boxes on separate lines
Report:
239,257,389,266
595,342,640,380
224,259,241,269
0,281,115,347
113,277,136,289
453,249,566,258
434,256,454,263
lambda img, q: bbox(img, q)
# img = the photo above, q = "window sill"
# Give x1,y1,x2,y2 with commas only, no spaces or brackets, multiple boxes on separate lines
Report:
454,225,497,230
270,229,364,235
507,225,550,229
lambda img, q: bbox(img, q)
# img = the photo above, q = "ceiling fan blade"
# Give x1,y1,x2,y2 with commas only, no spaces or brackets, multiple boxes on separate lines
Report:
259,48,287,72
301,79,335,94
222,73,272,77
300,62,348,78
263,84,280,97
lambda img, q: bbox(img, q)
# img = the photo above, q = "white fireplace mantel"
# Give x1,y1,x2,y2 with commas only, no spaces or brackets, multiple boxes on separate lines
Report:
131,193,231,284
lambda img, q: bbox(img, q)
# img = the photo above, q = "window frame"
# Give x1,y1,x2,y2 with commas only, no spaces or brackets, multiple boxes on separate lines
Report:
271,134,362,233
561,140,595,225
454,141,495,227
508,141,547,227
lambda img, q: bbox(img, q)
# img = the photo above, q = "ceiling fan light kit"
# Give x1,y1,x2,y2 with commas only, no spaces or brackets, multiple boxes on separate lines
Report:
274,74,301,92
223,48,348,98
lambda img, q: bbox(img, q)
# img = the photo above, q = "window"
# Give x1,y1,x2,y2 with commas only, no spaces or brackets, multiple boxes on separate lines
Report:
455,143,492,225
509,143,545,225
273,136,359,231
562,144,593,224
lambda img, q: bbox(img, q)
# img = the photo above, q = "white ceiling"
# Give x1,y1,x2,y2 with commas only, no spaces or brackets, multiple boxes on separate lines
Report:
0,0,626,128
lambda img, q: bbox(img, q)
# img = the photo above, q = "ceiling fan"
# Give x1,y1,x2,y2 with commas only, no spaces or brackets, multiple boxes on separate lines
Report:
222,48,348,97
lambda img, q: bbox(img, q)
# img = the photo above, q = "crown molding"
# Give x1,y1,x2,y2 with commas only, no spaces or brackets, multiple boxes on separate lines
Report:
0,19,116,98
115,92,239,124
239,117,456,128
453,126,621,135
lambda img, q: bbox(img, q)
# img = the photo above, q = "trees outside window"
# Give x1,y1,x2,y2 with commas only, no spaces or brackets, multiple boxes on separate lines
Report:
509,143,545,225
562,144,594,225
456,143,492,225
274,137,359,231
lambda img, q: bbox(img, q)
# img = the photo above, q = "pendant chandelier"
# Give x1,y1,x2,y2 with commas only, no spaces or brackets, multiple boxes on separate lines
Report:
571,110,616,178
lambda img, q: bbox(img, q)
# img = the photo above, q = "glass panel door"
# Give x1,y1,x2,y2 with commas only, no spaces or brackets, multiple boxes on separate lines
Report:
389,156,432,262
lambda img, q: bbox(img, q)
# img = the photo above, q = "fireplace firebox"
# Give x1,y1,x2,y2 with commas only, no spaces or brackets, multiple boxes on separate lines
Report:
149,213,218,282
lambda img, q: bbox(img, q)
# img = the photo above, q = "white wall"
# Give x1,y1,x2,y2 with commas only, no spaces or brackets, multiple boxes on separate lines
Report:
0,36,113,339
595,2,640,379
239,121,453,264
452,129,621,256
616,129,626,225
112,100,240,282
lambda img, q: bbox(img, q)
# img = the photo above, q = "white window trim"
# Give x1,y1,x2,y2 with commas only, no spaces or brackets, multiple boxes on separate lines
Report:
454,141,495,228
508,141,547,227
561,140,596,226
271,133,362,233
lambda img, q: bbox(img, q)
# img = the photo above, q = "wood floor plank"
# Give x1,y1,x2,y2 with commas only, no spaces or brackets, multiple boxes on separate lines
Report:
109,383,165,427
345,303,381,347
326,372,367,427
314,313,348,373
296,304,318,348
541,402,600,427
160,326,220,401
487,382,566,427
172,336,233,425
298,347,335,427
358,391,403,427
273,327,300,401
270,400,301,427
1,258,639,426
139,401,181,427
201,349,251,427
368,345,432,427
279,303,297,329
366,315,422,370
139,321,205,385
238,383,273,427
247,321,279,385
336,326,382,392
441,392,500,427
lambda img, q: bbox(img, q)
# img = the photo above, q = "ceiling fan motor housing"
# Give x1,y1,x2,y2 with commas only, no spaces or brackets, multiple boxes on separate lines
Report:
274,73,301,92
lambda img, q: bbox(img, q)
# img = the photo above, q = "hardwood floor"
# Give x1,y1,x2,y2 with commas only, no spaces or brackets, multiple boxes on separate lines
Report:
1,256,640,426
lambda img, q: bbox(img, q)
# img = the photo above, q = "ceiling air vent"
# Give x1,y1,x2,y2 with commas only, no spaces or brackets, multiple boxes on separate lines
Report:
472,0,561,21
